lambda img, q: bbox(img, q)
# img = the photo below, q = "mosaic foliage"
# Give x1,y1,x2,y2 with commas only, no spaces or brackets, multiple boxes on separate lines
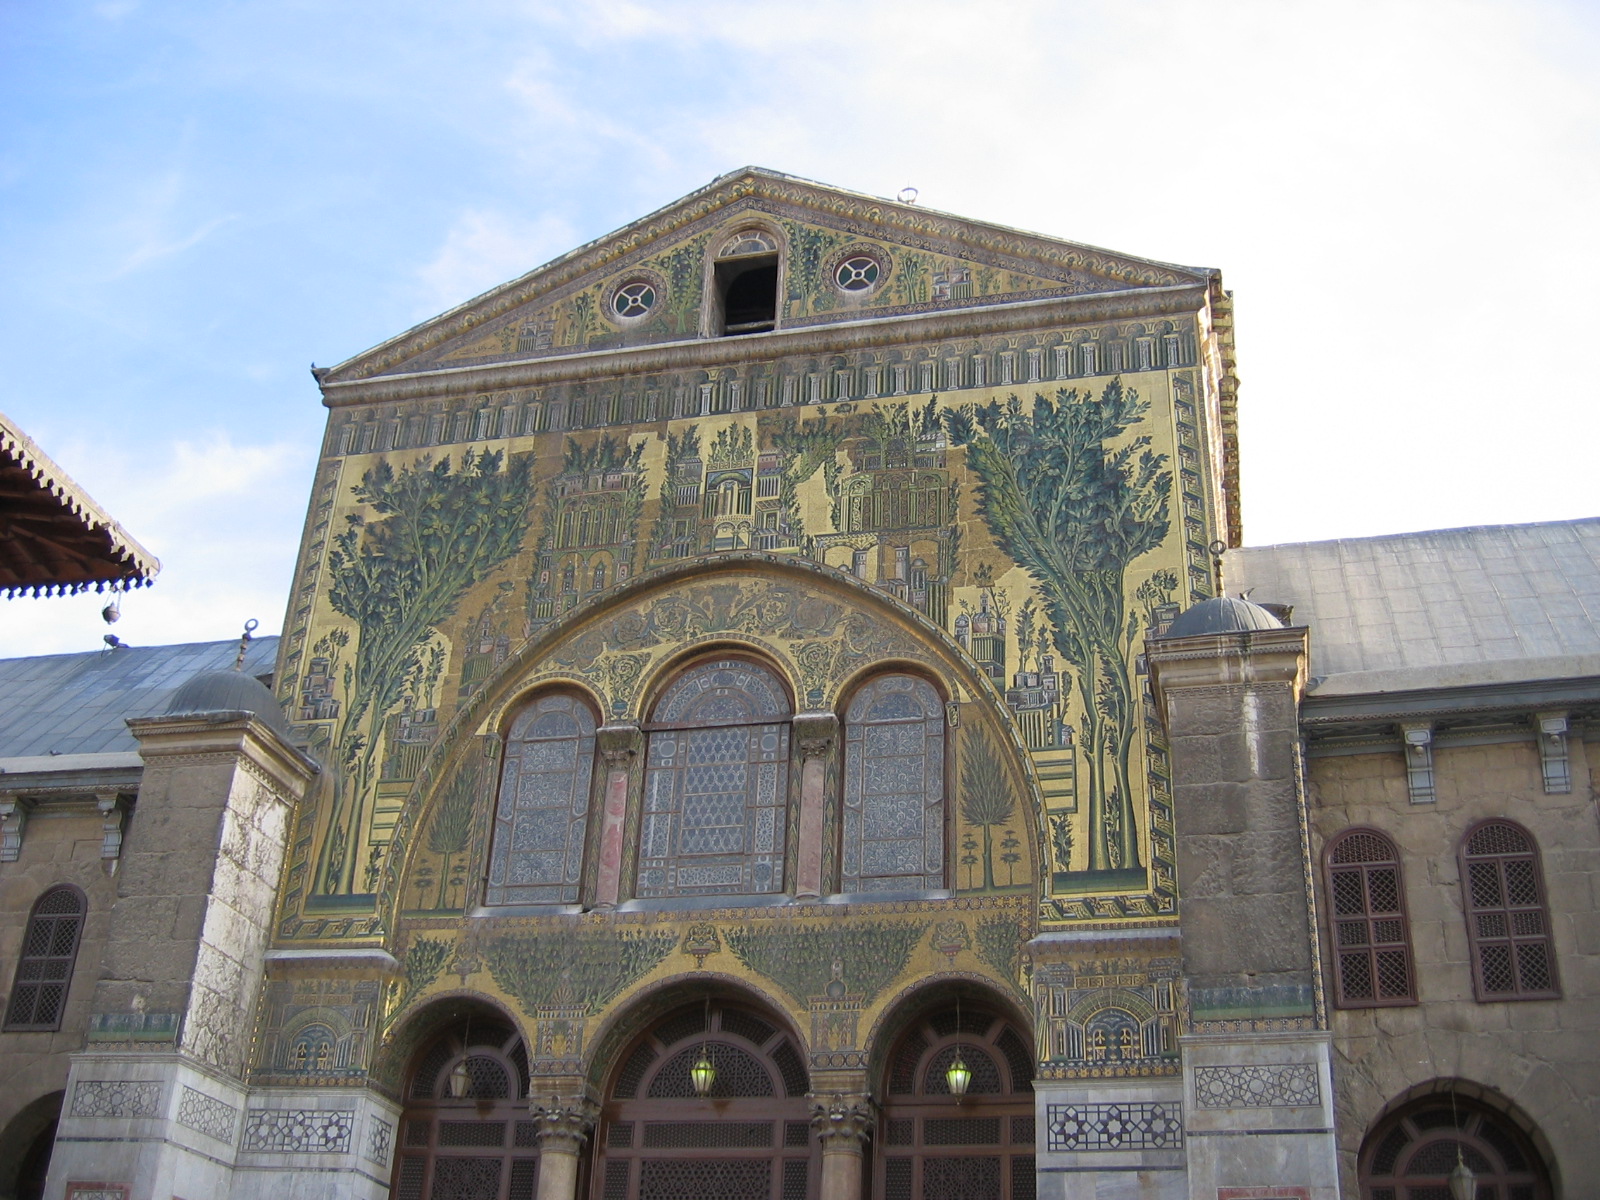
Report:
484,928,678,1015
722,921,927,1006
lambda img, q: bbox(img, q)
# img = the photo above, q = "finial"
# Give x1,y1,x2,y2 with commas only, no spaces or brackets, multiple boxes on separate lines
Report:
234,619,259,670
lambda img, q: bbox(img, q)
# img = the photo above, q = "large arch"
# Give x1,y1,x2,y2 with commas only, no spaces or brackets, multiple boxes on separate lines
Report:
868,979,1036,1200
385,995,539,1200
591,987,816,1200
0,1091,63,1200
1357,1080,1555,1199
378,553,1044,933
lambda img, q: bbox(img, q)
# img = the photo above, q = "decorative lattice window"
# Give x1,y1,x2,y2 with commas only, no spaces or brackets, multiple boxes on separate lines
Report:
1323,829,1416,1007
487,693,597,906
1460,820,1560,1000
638,660,791,899
1359,1094,1551,1198
842,675,946,893
5,885,85,1031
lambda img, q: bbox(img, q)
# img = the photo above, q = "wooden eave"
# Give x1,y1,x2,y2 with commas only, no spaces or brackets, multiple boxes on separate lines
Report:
0,412,160,598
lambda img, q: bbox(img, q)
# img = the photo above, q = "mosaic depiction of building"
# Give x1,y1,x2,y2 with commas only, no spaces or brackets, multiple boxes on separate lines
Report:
262,169,1236,1100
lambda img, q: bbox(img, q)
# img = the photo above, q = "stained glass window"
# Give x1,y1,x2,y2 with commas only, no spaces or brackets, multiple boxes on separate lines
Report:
1459,820,1560,1000
638,660,791,899
842,675,945,893
486,693,597,906
1323,829,1416,1007
4,885,85,1031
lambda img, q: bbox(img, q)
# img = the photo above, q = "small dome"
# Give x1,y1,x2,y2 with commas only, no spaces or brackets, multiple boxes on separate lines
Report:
1161,596,1284,638
165,670,293,739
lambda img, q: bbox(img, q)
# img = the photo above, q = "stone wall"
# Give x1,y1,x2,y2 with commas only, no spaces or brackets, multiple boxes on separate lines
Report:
0,807,116,1185
1309,730,1599,1195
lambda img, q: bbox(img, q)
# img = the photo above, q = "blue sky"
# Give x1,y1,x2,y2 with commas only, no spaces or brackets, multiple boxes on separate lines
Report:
3,0,1598,656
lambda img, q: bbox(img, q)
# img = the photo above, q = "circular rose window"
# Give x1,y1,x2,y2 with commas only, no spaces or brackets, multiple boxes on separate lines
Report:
834,256,881,292
613,281,656,319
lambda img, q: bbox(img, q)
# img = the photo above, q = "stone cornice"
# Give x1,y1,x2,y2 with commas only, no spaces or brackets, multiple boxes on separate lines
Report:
1145,626,1310,722
126,711,321,796
1301,674,1600,728
319,283,1209,408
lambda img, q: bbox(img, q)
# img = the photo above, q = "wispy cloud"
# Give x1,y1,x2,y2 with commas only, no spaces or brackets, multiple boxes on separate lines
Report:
416,208,578,314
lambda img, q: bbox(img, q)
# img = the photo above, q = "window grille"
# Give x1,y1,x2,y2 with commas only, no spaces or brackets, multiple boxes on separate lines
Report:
637,660,791,899
841,675,946,893
486,693,597,906
4,885,85,1031
1460,820,1560,1000
1323,829,1416,1007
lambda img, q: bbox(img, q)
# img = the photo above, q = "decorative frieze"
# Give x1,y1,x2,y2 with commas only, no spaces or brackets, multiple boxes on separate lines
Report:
176,1086,238,1143
1045,1101,1184,1151
70,1080,162,1119
240,1108,355,1153
1192,1063,1320,1109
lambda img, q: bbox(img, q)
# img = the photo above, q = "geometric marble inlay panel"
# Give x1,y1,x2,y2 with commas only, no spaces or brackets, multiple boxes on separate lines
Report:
1044,1102,1183,1151
1193,1064,1319,1109
241,1108,355,1153
70,1081,162,1119
176,1086,239,1143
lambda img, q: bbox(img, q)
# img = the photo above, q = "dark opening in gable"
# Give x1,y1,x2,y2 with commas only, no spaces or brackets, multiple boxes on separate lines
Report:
715,255,778,336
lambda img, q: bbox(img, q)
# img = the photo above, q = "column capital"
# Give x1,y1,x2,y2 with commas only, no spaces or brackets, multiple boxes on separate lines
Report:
792,711,839,760
596,723,643,767
808,1092,875,1150
529,1095,600,1154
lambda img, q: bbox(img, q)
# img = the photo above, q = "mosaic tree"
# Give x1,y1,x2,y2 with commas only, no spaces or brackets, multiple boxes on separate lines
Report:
316,448,536,896
946,380,1172,875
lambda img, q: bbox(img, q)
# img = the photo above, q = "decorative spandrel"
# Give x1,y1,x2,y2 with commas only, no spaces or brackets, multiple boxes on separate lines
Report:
487,693,597,905
842,675,946,892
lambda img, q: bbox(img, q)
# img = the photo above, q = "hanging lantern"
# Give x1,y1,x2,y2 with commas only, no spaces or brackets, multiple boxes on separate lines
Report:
1447,1158,1475,1200
448,1058,472,1099
945,1052,972,1097
691,1052,717,1097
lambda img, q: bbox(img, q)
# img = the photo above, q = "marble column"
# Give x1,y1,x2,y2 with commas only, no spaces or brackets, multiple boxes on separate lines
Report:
791,712,838,901
530,1096,599,1200
810,1092,873,1200
592,725,642,910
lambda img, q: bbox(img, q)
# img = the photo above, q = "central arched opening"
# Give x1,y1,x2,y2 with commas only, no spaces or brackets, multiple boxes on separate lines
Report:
392,1011,536,1200
877,1001,1035,1200
595,998,816,1200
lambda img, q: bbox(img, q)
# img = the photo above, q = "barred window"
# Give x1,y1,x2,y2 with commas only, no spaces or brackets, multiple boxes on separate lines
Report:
637,659,791,899
1323,829,1415,1007
842,674,946,893
1460,820,1560,1000
486,692,598,906
5,885,86,1031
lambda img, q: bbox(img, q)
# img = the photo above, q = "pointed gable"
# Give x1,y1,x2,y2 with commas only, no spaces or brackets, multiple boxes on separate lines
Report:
321,168,1213,383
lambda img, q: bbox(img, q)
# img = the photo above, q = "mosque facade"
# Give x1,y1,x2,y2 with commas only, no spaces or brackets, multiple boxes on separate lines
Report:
1,169,1595,1200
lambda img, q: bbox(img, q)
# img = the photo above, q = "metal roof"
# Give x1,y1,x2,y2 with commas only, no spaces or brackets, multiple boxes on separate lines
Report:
0,636,280,757
1225,517,1600,691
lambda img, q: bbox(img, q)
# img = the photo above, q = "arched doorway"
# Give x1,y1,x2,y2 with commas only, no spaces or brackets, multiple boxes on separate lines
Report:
877,1004,1035,1200
595,999,816,1200
0,1092,63,1200
1359,1091,1552,1199
392,1014,537,1200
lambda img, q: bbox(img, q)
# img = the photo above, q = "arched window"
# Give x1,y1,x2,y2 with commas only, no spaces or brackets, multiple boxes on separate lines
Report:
879,1004,1035,1200
486,693,597,906
1460,820,1560,1000
1323,829,1415,1007
4,886,85,1032
1359,1091,1552,1199
392,1017,536,1200
842,675,946,893
638,659,791,899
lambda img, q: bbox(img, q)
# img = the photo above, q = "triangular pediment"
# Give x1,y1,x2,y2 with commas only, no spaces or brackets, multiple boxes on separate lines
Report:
322,168,1213,383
